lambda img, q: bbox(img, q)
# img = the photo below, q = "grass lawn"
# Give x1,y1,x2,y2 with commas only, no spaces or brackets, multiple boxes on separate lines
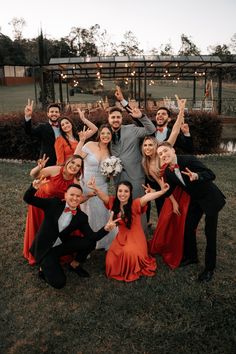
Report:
0,81,235,114
0,155,235,353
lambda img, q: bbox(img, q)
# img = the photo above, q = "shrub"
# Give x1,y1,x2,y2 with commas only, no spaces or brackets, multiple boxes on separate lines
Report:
0,109,222,160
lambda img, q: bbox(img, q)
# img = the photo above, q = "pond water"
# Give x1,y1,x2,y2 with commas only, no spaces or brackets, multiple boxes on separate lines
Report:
220,139,236,152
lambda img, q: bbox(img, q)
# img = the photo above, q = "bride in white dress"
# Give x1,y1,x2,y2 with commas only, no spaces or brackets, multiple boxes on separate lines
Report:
75,124,117,250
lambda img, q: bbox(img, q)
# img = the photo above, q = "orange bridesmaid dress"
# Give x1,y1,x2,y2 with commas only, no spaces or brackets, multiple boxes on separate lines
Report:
149,186,190,269
105,196,157,282
23,167,74,265
55,136,78,165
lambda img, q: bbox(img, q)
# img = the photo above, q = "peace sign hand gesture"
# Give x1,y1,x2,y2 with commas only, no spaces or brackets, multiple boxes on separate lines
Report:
32,175,49,190
87,176,97,191
78,126,89,143
24,98,34,118
181,167,199,181
104,211,121,231
142,183,155,194
37,154,49,170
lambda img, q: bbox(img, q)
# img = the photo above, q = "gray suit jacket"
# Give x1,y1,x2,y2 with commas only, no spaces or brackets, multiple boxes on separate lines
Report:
111,115,155,198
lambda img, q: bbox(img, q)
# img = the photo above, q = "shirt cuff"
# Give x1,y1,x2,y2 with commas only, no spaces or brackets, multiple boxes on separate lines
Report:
25,116,31,121
120,99,128,107
183,133,191,137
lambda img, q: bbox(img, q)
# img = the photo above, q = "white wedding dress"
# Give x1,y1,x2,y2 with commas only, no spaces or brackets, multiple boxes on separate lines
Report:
80,145,117,250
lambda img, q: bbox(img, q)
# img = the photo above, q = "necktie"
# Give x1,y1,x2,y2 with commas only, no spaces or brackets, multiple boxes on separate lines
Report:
156,127,164,132
113,131,119,144
169,164,179,172
64,207,77,215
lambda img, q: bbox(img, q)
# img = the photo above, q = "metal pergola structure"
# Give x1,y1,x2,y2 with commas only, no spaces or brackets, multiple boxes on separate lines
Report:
44,55,236,113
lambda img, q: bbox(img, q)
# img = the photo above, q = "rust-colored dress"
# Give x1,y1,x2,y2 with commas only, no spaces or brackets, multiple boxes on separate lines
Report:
55,136,78,165
105,197,157,282
23,167,74,265
149,186,190,269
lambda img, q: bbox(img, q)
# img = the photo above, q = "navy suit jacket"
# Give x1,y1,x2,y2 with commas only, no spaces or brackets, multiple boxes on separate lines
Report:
23,186,108,263
24,120,57,166
163,155,226,214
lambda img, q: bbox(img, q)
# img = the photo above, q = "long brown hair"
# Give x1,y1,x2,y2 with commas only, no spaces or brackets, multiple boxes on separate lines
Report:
58,117,80,149
64,154,84,180
141,136,161,180
96,124,113,154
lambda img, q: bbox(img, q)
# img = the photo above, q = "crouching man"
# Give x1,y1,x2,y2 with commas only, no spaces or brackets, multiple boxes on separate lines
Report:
23,178,119,289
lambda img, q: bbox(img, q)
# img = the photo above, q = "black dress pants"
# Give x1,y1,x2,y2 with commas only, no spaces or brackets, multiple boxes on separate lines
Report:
40,237,96,289
183,200,218,271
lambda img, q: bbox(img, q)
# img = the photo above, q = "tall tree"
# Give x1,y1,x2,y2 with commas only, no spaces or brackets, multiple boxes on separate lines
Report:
230,33,236,53
66,25,99,57
8,17,26,40
119,31,143,56
178,34,201,55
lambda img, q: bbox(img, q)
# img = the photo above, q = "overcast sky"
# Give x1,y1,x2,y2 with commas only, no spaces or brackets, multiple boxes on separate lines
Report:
1,0,235,54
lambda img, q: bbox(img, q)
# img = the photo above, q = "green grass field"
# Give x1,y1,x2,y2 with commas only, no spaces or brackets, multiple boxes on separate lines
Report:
0,80,236,114
0,155,235,353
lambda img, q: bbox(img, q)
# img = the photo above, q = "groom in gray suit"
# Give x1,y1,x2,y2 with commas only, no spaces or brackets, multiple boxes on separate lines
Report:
108,105,156,199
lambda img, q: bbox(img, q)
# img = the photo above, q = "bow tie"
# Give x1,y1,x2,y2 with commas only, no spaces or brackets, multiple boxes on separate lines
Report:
169,164,179,172
51,122,59,127
64,207,77,215
156,127,164,132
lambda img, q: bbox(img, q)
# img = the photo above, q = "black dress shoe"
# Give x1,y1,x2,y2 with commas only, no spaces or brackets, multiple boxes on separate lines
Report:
180,258,198,267
198,270,214,282
38,269,45,280
68,265,90,278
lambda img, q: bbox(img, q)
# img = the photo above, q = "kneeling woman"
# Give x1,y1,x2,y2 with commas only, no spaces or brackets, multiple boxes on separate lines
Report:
87,178,169,282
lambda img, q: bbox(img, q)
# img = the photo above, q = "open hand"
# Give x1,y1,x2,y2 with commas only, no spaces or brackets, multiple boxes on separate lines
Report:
126,106,142,119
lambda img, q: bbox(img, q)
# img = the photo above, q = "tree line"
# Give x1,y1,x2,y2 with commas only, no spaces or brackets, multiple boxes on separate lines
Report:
0,17,236,66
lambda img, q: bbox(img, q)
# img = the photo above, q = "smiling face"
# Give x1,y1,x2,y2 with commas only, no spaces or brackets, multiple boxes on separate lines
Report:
117,183,131,205
65,157,82,175
47,106,61,123
64,186,82,209
108,110,123,131
99,127,112,144
60,118,72,133
142,138,157,157
157,145,176,165
155,109,171,127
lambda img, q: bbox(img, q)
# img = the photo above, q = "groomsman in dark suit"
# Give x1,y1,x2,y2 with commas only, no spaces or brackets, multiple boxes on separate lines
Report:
157,141,226,282
23,180,118,289
24,99,61,166
115,87,193,225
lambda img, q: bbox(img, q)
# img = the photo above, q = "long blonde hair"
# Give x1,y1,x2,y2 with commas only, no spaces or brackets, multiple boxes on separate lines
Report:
141,136,161,181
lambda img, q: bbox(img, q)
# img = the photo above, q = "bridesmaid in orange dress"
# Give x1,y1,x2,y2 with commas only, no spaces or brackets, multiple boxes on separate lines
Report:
55,109,98,165
142,137,190,269
87,178,169,282
23,154,84,265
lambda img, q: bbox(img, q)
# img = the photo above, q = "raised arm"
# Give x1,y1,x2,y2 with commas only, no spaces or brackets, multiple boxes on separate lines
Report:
74,127,88,158
87,176,110,204
167,95,186,146
76,108,98,139
140,179,169,207
30,154,59,178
